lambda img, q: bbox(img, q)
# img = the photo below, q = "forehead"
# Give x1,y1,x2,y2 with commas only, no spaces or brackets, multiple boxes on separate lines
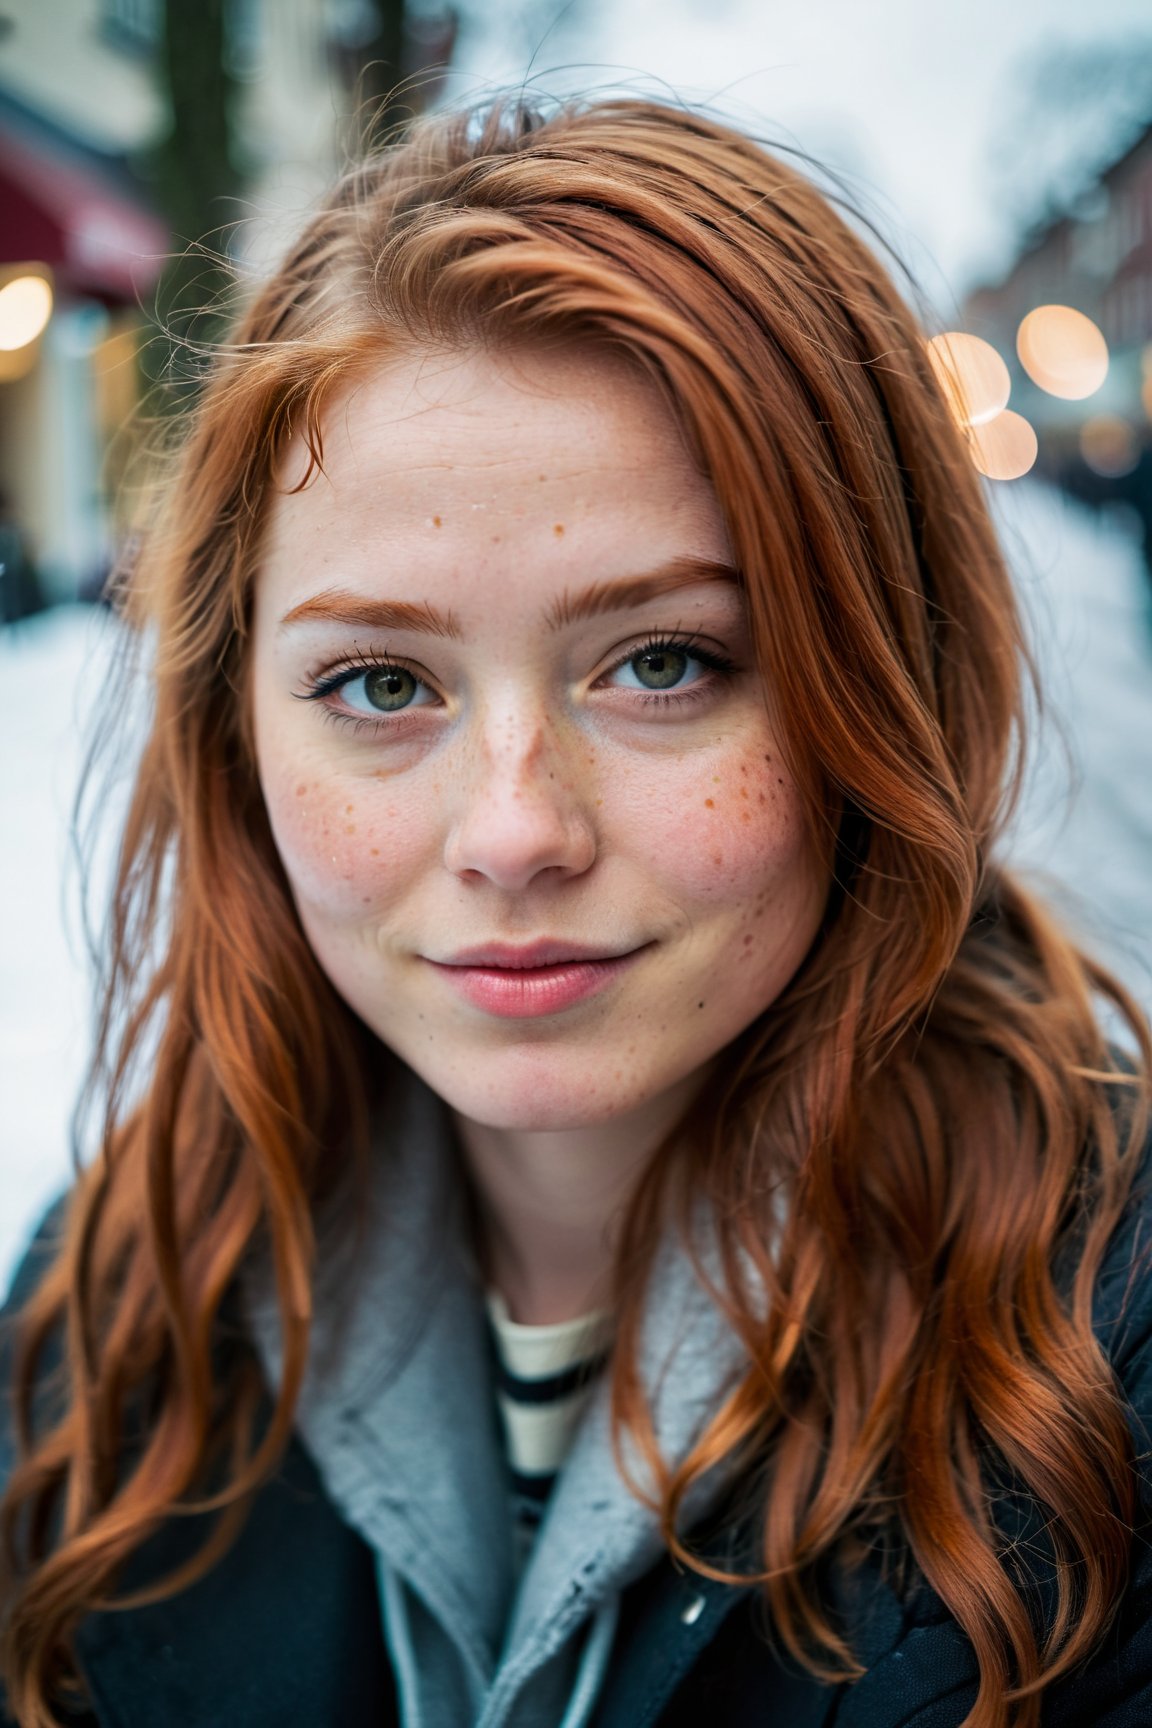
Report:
258,346,729,621
276,344,695,487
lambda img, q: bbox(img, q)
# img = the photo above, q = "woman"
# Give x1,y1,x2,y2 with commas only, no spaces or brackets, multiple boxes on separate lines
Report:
1,95,1150,1728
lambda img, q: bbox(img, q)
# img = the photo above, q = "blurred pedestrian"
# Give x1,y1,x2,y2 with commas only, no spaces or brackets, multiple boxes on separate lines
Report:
0,488,44,627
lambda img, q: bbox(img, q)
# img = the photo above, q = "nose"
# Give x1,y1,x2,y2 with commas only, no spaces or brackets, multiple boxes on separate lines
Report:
443,702,597,891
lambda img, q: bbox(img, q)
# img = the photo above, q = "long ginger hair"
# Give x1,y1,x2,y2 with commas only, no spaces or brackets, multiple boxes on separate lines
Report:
2,96,1149,1728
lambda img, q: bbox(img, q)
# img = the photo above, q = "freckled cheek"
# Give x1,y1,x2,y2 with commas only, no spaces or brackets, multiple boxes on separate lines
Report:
607,756,814,903
260,765,432,919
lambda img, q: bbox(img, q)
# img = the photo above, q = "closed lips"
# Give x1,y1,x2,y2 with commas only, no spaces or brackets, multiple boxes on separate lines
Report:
426,945,646,1018
435,942,644,969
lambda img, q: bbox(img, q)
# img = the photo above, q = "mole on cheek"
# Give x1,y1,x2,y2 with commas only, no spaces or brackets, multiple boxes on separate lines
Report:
704,798,714,809
553,523,565,537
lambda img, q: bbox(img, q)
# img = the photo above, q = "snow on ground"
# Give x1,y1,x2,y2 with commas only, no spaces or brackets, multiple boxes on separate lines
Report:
1,479,1151,1290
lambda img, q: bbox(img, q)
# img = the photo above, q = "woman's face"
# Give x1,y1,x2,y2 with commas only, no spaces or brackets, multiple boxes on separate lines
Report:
251,347,828,1134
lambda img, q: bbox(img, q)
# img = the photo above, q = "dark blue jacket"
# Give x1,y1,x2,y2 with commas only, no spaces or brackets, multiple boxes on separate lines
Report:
2,1175,1152,1728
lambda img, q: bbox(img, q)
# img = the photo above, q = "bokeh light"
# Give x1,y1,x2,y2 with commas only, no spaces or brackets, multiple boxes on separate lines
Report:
1080,416,1139,479
966,410,1038,481
1016,305,1108,401
926,331,1011,426
0,274,54,352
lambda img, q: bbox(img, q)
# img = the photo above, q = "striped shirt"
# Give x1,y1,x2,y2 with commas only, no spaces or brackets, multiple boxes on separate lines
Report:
486,1290,611,1548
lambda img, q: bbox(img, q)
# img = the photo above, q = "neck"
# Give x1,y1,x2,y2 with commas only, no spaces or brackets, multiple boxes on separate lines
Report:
453,1084,695,1325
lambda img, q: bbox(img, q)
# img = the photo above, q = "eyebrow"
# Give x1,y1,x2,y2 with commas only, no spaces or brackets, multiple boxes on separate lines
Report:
279,591,462,637
278,556,740,637
545,557,740,630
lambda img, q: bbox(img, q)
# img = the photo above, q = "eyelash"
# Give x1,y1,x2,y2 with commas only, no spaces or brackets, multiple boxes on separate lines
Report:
298,652,414,704
294,633,738,729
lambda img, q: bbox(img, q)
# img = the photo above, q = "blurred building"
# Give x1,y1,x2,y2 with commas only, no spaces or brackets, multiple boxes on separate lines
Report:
0,2,162,611
0,0,423,613
965,118,1152,568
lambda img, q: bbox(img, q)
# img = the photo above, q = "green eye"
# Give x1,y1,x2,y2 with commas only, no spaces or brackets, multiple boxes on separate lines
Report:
627,647,691,690
362,667,420,711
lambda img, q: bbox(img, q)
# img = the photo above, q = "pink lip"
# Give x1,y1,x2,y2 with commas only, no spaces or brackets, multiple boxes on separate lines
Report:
427,940,645,1018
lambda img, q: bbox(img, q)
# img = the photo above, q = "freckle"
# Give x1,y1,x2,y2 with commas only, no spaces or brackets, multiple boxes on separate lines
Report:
432,515,442,528
741,811,751,823
739,787,748,799
345,804,354,814
743,934,753,946
361,895,371,904
553,523,564,537
371,847,380,856
295,784,307,798
704,798,714,809
538,473,548,482
712,852,723,866
759,793,766,805
345,823,356,833
490,533,501,544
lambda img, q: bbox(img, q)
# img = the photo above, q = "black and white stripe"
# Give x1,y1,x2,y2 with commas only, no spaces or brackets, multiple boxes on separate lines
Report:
486,1292,610,1539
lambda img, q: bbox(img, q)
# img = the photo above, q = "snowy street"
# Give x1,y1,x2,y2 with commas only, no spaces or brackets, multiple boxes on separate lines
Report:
1,478,1150,1290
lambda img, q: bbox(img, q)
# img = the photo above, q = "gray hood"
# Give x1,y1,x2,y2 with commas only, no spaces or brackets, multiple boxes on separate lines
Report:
245,1074,750,1728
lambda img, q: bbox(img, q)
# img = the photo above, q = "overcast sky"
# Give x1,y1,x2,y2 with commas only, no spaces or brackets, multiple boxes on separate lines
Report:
456,0,1152,309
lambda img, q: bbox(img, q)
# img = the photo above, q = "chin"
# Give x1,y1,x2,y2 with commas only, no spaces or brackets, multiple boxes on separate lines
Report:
400,1046,668,1135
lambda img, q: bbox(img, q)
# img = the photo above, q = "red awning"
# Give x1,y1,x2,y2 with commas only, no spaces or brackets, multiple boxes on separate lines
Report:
0,124,167,302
